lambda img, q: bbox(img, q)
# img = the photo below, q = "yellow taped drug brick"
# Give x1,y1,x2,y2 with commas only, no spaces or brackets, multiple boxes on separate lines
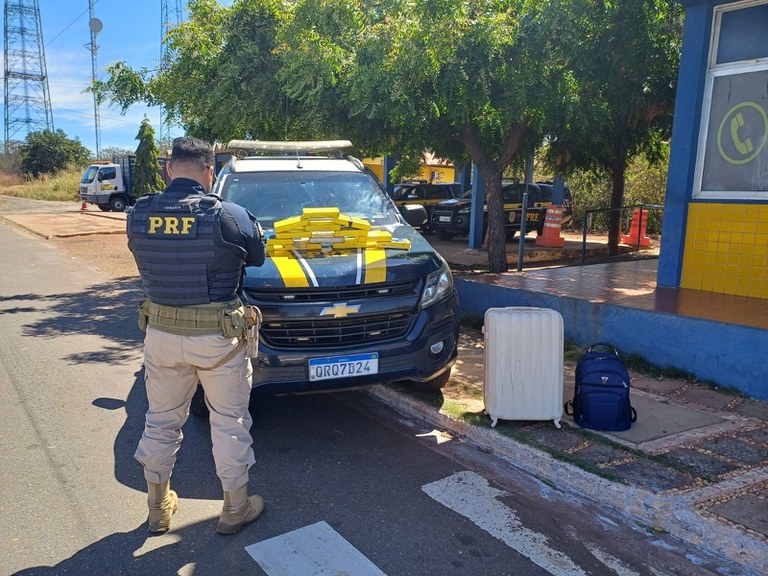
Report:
303,207,340,218
273,215,303,233
349,216,371,230
303,223,341,232
384,239,411,250
366,230,391,240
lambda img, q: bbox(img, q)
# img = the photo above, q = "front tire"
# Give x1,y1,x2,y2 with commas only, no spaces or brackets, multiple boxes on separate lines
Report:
109,196,127,212
435,229,454,241
409,369,451,392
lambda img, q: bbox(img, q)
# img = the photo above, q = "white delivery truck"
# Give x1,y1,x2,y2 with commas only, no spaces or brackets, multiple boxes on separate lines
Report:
79,155,169,212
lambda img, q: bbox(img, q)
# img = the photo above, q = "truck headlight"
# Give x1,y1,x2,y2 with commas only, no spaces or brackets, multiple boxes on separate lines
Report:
457,207,471,214
420,262,454,309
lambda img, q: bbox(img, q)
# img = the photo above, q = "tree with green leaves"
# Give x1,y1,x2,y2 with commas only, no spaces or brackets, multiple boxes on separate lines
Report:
543,0,683,254
278,0,571,271
133,118,166,196
92,0,289,143
99,146,134,161
19,129,91,177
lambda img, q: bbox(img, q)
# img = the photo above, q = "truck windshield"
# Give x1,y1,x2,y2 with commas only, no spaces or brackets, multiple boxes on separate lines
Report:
81,166,99,184
219,171,400,230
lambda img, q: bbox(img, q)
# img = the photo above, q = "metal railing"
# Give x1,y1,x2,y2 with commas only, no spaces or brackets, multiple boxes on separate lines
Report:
580,204,664,264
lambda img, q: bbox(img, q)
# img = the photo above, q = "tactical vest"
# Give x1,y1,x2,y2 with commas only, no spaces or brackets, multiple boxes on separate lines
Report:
127,192,246,306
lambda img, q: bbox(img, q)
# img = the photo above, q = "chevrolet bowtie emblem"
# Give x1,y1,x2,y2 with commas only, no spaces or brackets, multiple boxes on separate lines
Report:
320,303,361,318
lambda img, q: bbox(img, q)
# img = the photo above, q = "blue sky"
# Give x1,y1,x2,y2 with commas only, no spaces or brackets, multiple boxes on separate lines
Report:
8,0,222,155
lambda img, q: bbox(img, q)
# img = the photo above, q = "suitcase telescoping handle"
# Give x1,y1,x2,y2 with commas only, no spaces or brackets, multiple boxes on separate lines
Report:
587,342,620,356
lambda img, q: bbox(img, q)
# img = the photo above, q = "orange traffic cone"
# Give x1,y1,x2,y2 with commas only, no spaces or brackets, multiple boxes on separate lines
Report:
535,205,565,247
80,201,88,211
620,209,650,247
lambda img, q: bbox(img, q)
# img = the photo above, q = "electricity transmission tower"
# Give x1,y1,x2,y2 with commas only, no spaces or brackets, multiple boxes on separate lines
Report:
3,0,54,151
86,0,103,157
159,0,183,146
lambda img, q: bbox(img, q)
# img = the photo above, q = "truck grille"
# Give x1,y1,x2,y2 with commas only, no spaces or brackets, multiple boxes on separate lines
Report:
248,280,417,303
246,280,420,348
262,312,411,348
431,205,454,216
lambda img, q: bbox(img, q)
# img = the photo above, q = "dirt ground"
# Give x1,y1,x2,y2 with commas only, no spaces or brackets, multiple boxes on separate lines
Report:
52,233,140,279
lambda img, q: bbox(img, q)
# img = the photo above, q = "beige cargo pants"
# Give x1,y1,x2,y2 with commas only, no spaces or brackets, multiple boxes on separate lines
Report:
134,326,256,492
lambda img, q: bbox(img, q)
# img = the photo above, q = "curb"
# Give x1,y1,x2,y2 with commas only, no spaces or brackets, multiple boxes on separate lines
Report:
367,384,767,575
0,213,51,239
0,212,126,239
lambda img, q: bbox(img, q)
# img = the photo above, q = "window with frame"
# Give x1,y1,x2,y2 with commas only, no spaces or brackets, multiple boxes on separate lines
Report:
100,167,117,181
694,0,768,199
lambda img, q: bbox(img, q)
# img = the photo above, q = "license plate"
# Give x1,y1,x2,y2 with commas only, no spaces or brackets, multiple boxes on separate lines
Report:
308,353,379,381
438,216,451,222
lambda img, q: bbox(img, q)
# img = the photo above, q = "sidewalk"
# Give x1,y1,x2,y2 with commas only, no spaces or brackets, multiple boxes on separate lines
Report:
0,206,127,239
370,330,768,574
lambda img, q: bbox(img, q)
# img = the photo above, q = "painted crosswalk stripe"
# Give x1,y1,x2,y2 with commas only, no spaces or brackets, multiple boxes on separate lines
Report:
245,520,387,576
423,471,588,576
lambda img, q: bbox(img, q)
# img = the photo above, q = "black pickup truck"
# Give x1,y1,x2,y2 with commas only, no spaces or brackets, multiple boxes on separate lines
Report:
430,181,573,241
391,182,462,232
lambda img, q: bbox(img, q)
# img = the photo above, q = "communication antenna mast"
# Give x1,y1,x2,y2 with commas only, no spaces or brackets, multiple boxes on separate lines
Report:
86,0,103,157
3,0,54,151
159,0,183,146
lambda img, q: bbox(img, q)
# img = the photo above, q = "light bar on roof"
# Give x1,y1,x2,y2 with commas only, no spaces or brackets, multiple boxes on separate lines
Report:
227,139,353,154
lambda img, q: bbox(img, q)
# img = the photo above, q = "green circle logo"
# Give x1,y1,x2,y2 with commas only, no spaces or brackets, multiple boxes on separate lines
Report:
717,102,768,165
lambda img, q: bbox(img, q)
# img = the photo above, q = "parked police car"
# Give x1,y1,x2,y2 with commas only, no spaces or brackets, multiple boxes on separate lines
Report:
430,181,573,241
391,181,462,232
212,140,460,396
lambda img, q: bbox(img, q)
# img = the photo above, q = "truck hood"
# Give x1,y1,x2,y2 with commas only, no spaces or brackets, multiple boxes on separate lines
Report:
438,198,473,209
243,224,443,290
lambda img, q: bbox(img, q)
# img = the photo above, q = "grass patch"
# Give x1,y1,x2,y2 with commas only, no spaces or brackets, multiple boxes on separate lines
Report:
0,172,25,187
1,166,83,202
449,380,483,399
440,399,486,423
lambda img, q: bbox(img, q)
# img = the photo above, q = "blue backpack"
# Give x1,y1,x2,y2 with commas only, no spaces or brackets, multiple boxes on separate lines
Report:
566,343,637,431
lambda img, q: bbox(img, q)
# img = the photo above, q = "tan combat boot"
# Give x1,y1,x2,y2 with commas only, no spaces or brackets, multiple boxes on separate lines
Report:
147,480,178,533
216,484,265,535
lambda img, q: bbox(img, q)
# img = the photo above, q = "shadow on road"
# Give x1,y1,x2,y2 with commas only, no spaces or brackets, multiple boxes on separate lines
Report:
11,520,260,576
1,276,144,364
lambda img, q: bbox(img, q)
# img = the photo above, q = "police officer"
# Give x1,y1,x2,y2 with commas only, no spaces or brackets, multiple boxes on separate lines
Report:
127,137,266,535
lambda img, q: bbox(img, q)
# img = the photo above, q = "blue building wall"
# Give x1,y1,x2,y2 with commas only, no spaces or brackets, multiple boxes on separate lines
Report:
657,2,713,287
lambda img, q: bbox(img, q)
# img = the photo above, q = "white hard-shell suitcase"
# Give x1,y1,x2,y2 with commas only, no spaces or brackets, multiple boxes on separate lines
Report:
482,307,564,428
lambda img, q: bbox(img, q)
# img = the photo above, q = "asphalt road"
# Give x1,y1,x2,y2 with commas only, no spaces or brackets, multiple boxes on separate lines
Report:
0,203,737,576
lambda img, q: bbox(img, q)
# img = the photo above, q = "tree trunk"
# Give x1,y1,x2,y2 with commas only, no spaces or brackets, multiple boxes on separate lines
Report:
457,122,526,273
608,160,625,257
485,176,507,273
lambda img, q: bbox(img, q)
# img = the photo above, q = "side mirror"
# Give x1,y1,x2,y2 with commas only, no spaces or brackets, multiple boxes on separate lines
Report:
399,204,427,228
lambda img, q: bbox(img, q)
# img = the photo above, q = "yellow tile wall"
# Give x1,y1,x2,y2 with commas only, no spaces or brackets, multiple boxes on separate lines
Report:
682,203,768,299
